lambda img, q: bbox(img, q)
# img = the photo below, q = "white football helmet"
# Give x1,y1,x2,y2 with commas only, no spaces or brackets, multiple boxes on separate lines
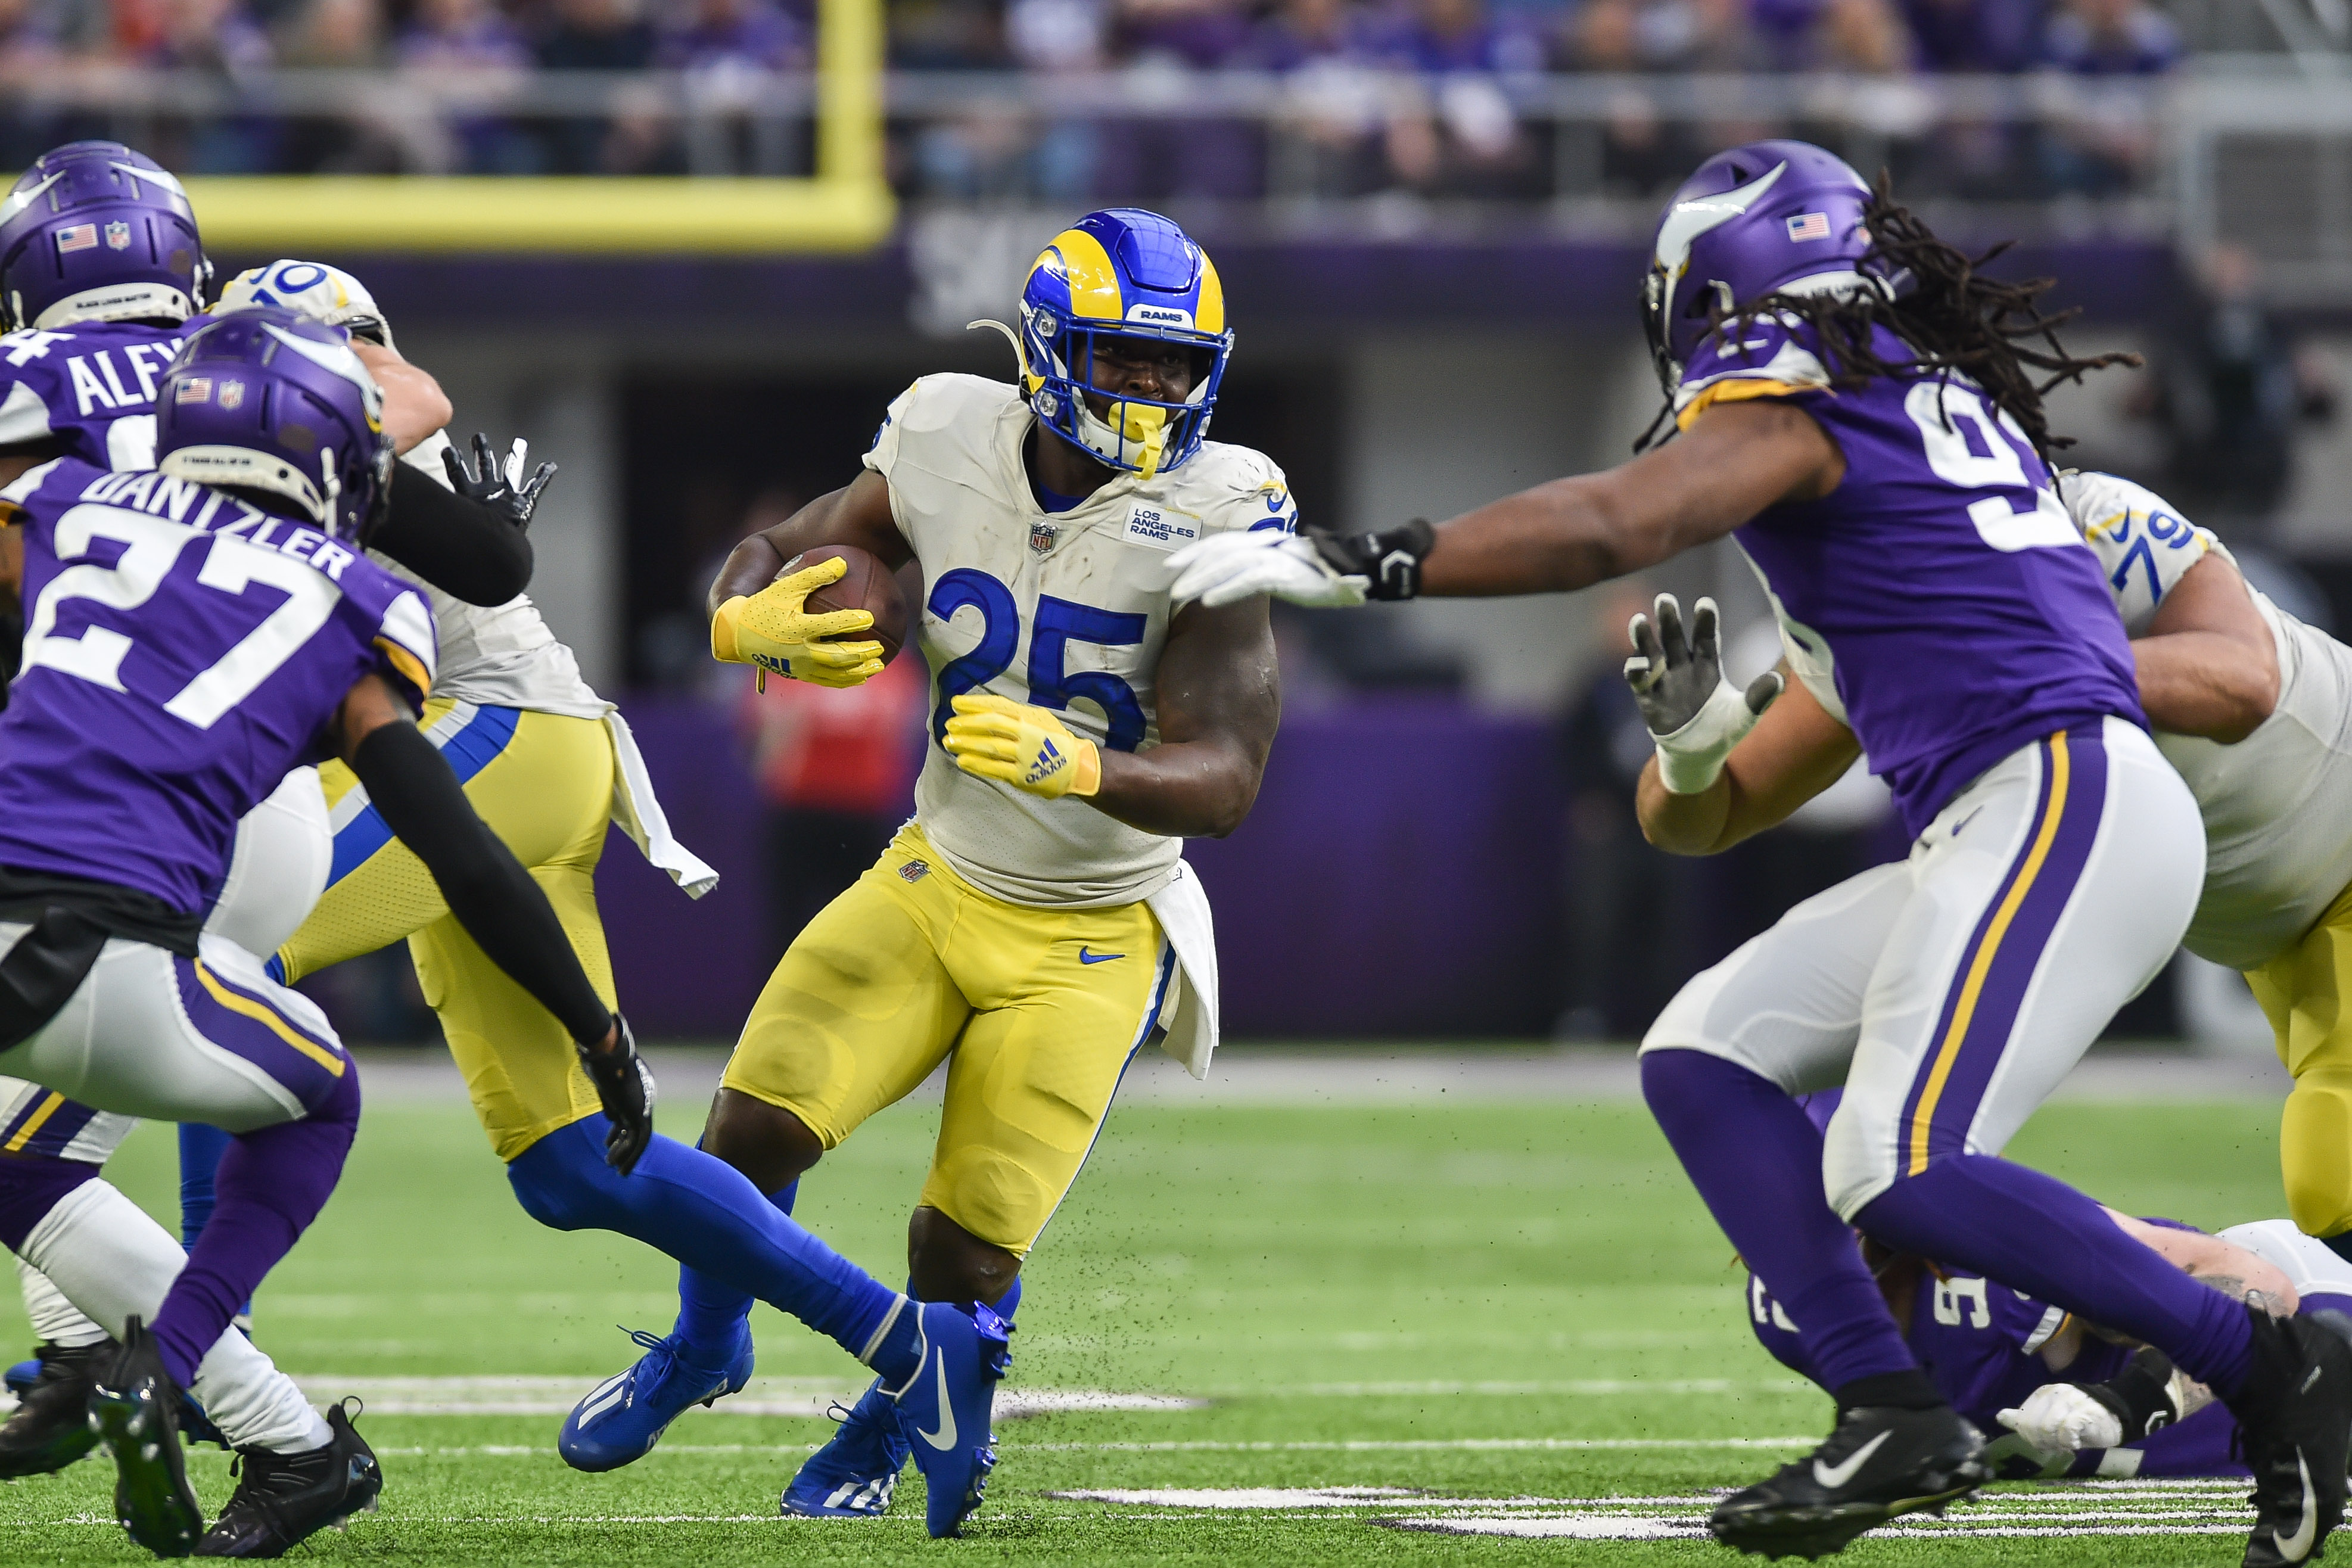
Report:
213,259,395,351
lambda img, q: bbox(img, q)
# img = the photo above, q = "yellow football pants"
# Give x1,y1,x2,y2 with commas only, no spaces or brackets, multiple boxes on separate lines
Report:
722,822,1173,1257
2249,881,2352,1239
278,698,618,1162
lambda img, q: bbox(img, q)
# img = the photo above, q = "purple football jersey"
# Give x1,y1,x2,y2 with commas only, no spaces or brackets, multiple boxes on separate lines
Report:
1677,316,2143,837
1746,1265,2244,1477
0,321,191,471
0,456,435,914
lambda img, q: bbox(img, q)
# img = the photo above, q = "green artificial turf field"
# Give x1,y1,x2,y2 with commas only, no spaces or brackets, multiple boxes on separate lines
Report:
0,1053,2292,1565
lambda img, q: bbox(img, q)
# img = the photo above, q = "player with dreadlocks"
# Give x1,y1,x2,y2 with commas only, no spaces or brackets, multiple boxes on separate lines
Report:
1166,139,2352,1566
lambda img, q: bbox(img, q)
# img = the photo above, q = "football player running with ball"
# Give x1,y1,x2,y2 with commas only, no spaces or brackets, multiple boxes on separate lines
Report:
1168,142,2352,1565
564,207,1286,1535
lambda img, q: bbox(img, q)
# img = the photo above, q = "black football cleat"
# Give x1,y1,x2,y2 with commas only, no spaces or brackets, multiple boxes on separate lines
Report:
1708,1403,1989,1560
197,1399,381,1558
2227,1306,2352,1567
88,1317,204,1558
0,1339,115,1477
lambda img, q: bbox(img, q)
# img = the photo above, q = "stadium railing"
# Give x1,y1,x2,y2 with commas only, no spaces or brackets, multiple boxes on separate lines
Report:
9,58,2351,297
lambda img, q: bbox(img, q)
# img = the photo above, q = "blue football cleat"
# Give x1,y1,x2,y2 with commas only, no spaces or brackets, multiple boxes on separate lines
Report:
5,1356,39,1398
558,1324,753,1473
890,1301,1009,1539
782,1379,911,1518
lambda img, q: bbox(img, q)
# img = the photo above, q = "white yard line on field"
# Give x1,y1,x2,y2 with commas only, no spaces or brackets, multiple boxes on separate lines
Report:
278,1375,1202,1419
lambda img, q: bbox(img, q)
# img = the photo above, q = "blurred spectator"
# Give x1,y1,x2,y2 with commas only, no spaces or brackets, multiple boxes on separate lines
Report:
889,0,1004,68
1110,0,1260,201
1899,0,2042,72
1564,0,1758,197
660,0,810,173
2138,243,2339,537
1246,0,1389,198
276,0,414,171
0,0,66,170
397,0,537,172
915,0,1100,198
537,0,662,172
1380,0,1540,197
736,655,926,960
2043,0,2177,74
136,0,278,172
2036,0,2174,194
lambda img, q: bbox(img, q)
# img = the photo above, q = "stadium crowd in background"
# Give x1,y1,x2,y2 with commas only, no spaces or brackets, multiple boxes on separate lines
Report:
0,0,2180,196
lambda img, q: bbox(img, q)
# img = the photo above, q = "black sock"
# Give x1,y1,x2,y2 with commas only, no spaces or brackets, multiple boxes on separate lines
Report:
1831,1368,1945,1413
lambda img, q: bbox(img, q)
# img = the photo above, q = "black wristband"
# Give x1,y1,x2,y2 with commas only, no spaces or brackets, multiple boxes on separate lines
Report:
378,463,534,606
347,720,612,1045
1312,518,1436,601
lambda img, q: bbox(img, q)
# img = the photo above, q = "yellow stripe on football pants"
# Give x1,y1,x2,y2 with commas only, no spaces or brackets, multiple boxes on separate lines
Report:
278,696,618,1162
721,821,1166,1256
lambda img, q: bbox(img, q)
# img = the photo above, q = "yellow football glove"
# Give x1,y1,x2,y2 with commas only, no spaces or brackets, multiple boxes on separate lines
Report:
942,693,1101,799
710,555,884,689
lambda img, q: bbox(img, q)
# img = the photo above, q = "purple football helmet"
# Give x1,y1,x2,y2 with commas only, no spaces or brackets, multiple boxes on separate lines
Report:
1641,140,1883,395
0,142,210,332
155,307,391,545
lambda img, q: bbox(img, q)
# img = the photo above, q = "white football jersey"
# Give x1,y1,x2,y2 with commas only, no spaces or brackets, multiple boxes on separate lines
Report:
382,433,607,720
2066,471,2352,969
865,373,1295,908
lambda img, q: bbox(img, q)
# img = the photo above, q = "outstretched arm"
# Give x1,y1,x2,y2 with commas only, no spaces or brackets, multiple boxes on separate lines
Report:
2132,552,2279,743
1420,403,1844,596
1169,402,1846,609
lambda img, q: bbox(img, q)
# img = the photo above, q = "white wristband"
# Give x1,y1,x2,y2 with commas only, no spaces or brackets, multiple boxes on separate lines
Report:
1653,677,1764,795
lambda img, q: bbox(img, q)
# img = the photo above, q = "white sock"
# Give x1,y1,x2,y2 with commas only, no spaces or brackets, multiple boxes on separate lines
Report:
17,1255,113,1348
19,1180,331,1454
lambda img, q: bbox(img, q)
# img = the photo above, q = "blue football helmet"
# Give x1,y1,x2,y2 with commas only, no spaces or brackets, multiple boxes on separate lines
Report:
1003,209,1231,480
0,141,209,332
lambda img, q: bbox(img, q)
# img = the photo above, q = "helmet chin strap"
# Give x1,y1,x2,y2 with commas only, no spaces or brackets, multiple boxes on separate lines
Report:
967,319,1029,385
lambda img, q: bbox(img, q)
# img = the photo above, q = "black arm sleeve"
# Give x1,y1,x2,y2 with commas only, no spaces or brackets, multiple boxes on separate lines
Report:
347,720,611,1045
375,463,534,606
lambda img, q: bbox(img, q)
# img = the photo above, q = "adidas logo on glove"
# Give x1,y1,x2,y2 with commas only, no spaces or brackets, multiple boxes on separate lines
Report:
1023,739,1066,787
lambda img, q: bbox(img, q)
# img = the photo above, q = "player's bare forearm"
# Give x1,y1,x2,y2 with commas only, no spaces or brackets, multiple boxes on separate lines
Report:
1417,403,1844,597
2134,553,2279,743
2104,1209,2297,1312
1089,596,1278,838
708,470,911,615
1636,674,1860,855
355,341,454,456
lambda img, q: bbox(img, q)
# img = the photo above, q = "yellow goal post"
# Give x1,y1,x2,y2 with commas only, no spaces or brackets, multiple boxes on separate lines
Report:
179,0,890,255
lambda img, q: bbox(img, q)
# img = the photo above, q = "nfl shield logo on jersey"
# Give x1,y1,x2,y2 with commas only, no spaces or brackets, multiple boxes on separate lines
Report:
103,220,131,251
1030,521,1058,557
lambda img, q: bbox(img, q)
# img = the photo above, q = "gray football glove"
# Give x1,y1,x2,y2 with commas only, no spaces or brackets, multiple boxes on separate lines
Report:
1622,593,1782,794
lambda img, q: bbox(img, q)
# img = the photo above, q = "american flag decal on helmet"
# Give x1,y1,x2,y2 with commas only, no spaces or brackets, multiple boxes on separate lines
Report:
55,224,97,254
1786,212,1832,242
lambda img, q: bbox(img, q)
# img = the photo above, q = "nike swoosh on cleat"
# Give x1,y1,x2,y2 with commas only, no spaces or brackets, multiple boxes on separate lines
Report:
2276,1450,2319,1562
1812,1429,1893,1491
1078,948,1124,964
915,1353,957,1451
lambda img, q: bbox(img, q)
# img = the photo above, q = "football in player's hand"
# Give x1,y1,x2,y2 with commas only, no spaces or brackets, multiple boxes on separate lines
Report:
782,544,907,664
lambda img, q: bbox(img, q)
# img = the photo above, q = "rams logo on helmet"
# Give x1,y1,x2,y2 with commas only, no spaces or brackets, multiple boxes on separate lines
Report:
988,209,1233,482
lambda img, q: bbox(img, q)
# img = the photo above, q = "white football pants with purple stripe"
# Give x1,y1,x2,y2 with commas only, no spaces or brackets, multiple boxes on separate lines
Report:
1639,717,2204,1216
0,767,331,1451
